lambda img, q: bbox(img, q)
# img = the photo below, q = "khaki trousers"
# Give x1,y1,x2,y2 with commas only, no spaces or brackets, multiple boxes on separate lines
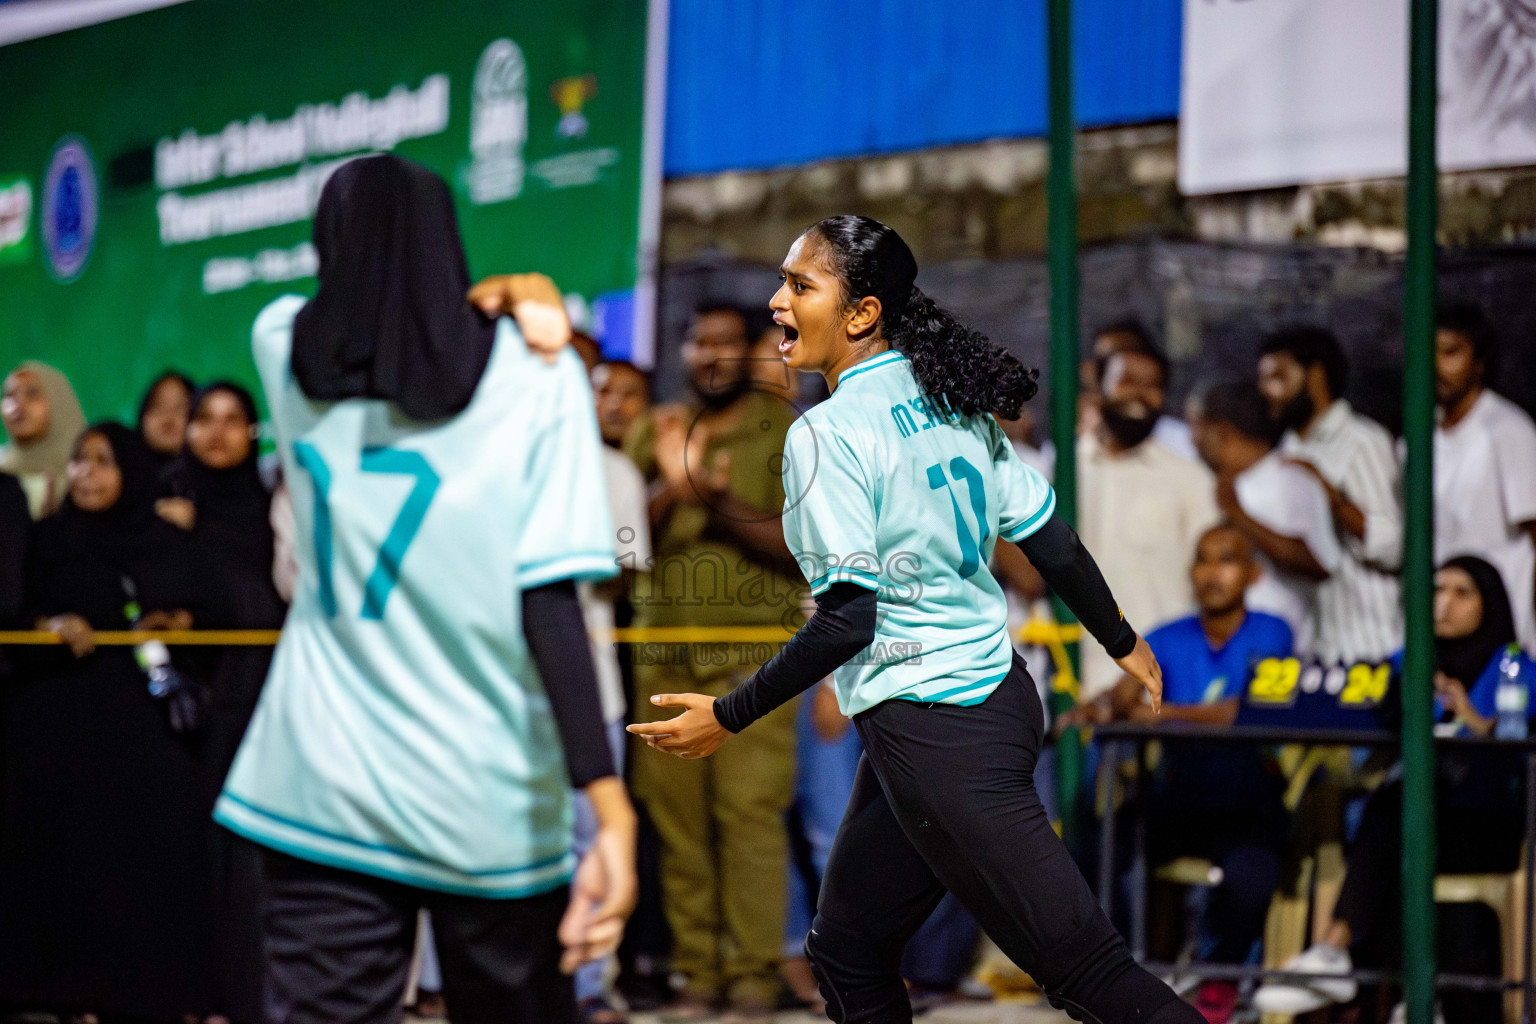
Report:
630,660,798,1002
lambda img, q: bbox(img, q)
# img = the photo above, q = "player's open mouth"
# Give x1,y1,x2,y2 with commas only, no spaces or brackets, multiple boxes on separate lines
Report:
779,324,799,354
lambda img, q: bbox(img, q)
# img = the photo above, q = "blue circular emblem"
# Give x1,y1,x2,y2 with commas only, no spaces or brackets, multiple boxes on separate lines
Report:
42,136,97,282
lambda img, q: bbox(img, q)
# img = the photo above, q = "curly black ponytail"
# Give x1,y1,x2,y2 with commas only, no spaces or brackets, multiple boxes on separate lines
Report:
804,215,1038,420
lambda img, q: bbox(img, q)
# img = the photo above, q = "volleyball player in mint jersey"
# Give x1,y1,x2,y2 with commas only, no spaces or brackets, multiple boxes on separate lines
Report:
629,216,1202,1024
215,155,636,1024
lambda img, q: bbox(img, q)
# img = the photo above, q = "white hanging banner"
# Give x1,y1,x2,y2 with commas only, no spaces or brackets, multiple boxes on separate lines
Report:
1181,0,1536,195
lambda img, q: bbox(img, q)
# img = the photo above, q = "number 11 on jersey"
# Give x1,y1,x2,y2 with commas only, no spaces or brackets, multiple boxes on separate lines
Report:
926,457,989,579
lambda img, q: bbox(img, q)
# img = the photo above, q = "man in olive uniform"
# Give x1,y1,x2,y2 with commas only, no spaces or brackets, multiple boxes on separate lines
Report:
625,301,801,1017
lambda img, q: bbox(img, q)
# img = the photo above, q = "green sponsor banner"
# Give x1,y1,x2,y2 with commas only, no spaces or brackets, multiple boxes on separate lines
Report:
0,0,653,426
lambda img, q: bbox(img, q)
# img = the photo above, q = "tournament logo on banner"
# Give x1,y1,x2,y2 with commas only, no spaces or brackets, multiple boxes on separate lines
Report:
41,136,97,282
467,38,530,205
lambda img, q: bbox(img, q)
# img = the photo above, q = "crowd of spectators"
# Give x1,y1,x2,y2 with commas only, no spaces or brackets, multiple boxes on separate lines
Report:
0,297,1533,1024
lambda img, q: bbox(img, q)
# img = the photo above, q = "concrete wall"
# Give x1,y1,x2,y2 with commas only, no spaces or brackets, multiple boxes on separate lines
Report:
659,122,1536,267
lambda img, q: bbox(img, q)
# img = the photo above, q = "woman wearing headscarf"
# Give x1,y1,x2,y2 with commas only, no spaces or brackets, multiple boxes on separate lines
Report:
138,370,196,469
0,472,26,665
0,423,212,1021
161,382,285,760
1257,555,1533,1021
160,382,285,1024
0,361,87,519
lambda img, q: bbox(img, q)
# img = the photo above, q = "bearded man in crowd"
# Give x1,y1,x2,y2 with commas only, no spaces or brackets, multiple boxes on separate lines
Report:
1075,336,1219,699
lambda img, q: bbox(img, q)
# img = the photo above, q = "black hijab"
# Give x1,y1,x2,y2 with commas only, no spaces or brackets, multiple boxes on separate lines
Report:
137,370,196,463
163,384,283,635
56,422,164,567
1436,554,1517,689
24,422,202,630
163,382,273,570
291,154,495,421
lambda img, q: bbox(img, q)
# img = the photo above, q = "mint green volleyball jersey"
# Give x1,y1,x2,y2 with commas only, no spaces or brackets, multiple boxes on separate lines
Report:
216,295,617,898
782,349,1055,717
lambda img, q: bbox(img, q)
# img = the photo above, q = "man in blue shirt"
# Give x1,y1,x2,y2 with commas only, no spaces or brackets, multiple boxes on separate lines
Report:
1110,525,1294,722
1082,524,1294,1022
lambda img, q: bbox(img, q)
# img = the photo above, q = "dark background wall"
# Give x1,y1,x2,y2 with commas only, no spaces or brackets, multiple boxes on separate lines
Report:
657,240,1536,436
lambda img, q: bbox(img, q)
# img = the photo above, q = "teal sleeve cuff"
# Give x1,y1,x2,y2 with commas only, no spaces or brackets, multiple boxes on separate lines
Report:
807,566,881,597
1001,488,1057,543
519,552,619,589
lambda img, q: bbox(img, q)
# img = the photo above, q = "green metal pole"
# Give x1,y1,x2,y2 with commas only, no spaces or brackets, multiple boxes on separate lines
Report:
1402,0,1439,1019
1046,0,1082,845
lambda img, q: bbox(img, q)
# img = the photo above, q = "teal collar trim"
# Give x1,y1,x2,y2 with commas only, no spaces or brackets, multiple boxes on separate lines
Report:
837,349,905,385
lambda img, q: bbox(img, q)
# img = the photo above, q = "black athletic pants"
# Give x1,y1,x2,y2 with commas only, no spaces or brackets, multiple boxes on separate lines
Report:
260,851,576,1024
806,654,1202,1024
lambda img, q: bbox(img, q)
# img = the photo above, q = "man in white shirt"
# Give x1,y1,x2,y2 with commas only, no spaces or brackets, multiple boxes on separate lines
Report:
1433,303,1536,650
1076,343,1220,699
583,448,651,725
1194,382,1342,656
1258,327,1402,665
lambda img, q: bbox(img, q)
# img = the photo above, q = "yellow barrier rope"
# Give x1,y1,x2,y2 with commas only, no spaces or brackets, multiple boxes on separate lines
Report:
610,626,796,643
0,618,1085,648
0,630,284,646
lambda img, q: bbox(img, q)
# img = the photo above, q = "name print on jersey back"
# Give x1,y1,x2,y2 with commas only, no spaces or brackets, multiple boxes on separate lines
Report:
779,349,1056,716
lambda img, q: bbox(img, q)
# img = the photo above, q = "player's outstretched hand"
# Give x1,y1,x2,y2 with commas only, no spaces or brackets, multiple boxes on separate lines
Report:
558,778,638,973
1114,635,1163,715
466,272,571,363
626,693,730,759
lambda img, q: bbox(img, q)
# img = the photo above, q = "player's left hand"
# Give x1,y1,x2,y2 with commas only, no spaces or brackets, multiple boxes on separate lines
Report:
1114,635,1164,715
558,778,637,973
626,693,730,758
467,272,571,363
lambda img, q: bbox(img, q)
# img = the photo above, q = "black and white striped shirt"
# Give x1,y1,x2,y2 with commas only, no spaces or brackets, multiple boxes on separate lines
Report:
1281,400,1403,664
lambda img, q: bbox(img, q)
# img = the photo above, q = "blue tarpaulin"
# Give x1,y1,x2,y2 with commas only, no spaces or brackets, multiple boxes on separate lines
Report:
664,0,1181,177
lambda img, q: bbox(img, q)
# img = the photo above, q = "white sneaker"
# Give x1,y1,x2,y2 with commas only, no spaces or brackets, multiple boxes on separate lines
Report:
1251,942,1359,1013
1387,1001,1446,1024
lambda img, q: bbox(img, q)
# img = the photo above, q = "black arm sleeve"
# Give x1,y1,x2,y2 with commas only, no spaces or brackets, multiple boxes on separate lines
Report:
1017,512,1138,659
713,582,877,734
521,579,616,787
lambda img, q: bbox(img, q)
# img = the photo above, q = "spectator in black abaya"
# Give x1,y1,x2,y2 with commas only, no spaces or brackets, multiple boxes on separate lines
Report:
161,382,285,1024
1257,555,1531,1022
0,472,26,857
0,472,26,669
161,382,285,770
138,370,196,469
0,423,211,1022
